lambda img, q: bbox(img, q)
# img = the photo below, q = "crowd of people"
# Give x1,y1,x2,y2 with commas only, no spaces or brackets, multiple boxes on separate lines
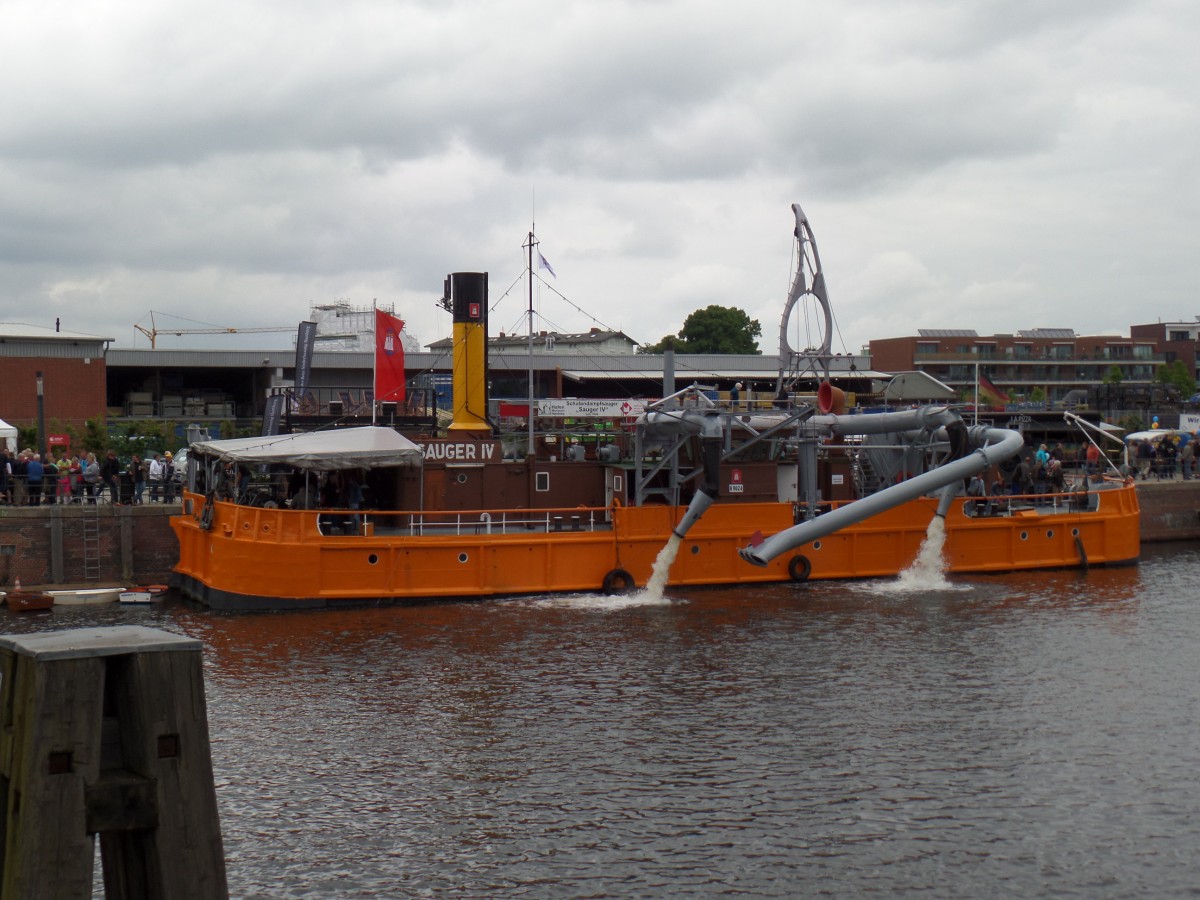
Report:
0,448,180,506
1129,433,1196,481
968,434,1198,508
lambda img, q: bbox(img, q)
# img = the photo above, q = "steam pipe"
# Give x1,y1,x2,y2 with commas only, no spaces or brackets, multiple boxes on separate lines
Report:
641,408,724,435
739,426,1024,567
715,406,962,438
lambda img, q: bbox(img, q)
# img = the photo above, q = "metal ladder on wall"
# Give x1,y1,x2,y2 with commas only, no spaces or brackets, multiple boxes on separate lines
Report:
81,504,101,582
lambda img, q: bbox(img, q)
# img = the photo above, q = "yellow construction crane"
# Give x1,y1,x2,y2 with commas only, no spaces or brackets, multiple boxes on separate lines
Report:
134,311,296,349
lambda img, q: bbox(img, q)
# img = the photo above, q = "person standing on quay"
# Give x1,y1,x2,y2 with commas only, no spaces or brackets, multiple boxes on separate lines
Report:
162,451,176,503
25,452,43,506
54,453,71,504
131,454,146,504
101,450,122,504
10,452,27,506
148,453,163,502
83,452,101,503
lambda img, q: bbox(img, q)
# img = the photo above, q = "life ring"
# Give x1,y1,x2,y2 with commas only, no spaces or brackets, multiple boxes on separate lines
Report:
788,554,812,582
602,568,636,595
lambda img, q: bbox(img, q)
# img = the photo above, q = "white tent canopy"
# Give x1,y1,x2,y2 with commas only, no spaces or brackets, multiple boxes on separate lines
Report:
1124,430,1178,443
0,418,17,454
873,371,957,402
190,426,425,471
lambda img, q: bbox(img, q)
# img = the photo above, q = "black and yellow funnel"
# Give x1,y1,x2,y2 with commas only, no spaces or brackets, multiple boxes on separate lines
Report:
445,272,491,434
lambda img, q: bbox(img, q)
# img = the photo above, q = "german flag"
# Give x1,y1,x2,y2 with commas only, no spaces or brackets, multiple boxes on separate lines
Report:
978,373,1010,404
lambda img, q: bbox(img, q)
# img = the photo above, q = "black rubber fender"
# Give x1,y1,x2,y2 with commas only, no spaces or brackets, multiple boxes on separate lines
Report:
788,554,812,582
602,568,636,595
199,499,215,532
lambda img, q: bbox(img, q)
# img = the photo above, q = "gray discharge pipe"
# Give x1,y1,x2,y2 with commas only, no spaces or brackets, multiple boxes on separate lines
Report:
738,426,1025,567
640,409,724,540
656,406,969,542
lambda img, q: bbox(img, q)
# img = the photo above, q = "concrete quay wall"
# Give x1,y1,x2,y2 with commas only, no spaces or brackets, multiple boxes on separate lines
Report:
1136,480,1200,543
0,504,179,588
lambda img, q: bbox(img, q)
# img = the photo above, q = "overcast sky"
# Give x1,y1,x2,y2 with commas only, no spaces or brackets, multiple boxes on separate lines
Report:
3,0,1197,359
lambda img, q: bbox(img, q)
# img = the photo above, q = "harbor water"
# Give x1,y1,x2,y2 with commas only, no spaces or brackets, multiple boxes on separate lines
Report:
5,542,1200,897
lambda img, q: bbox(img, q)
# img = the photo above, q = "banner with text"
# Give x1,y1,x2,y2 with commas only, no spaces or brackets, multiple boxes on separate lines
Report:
294,320,317,394
537,399,647,418
262,394,285,436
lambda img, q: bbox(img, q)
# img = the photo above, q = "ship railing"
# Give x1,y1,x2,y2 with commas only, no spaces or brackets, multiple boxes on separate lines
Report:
367,506,613,536
961,484,1105,518
186,492,616,538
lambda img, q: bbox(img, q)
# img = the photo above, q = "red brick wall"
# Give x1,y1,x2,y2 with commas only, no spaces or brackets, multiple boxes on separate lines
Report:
0,357,108,430
869,336,919,372
0,506,178,588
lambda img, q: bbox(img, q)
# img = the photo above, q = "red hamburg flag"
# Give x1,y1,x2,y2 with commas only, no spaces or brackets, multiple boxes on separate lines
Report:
374,309,407,404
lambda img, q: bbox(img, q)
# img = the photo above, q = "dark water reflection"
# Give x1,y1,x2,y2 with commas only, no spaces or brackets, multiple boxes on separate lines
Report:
5,544,1198,897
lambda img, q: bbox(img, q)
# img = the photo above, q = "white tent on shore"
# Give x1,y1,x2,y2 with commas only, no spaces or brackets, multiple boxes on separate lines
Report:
0,419,17,454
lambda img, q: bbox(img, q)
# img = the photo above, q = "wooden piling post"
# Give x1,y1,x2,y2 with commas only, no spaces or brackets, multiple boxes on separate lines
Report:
0,626,228,899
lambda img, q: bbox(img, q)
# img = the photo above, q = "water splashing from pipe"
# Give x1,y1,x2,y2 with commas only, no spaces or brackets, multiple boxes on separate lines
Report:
641,533,683,601
895,515,952,591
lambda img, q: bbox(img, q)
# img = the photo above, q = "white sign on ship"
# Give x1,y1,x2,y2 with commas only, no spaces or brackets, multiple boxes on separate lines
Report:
537,399,647,418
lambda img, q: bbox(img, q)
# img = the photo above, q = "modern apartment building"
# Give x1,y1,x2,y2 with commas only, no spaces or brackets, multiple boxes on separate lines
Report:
870,329,1162,403
1130,319,1200,380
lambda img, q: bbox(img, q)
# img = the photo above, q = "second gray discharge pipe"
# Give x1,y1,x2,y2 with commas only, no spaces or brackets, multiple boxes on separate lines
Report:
738,426,1025,567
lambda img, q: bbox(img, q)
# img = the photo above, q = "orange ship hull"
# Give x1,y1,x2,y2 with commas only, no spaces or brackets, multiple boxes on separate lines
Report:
171,482,1140,610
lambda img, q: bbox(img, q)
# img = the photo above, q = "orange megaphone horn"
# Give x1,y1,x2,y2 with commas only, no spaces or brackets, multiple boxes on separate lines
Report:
817,382,846,415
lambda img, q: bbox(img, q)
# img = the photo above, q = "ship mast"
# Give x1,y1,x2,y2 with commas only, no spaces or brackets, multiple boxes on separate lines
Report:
524,228,537,458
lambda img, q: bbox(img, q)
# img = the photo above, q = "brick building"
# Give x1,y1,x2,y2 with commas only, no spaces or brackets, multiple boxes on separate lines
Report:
1130,319,1200,381
869,328,1162,403
0,323,111,431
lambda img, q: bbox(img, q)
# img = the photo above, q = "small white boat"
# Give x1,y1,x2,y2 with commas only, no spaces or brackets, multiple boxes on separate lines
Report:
49,587,124,606
120,585,169,604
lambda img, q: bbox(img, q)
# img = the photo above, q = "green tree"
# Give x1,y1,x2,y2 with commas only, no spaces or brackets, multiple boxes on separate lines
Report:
638,305,762,354
82,417,108,455
1102,365,1123,385
17,425,37,452
1156,360,1196,396
638,334,689,354
109,419,175,460
1118,413,1145,434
